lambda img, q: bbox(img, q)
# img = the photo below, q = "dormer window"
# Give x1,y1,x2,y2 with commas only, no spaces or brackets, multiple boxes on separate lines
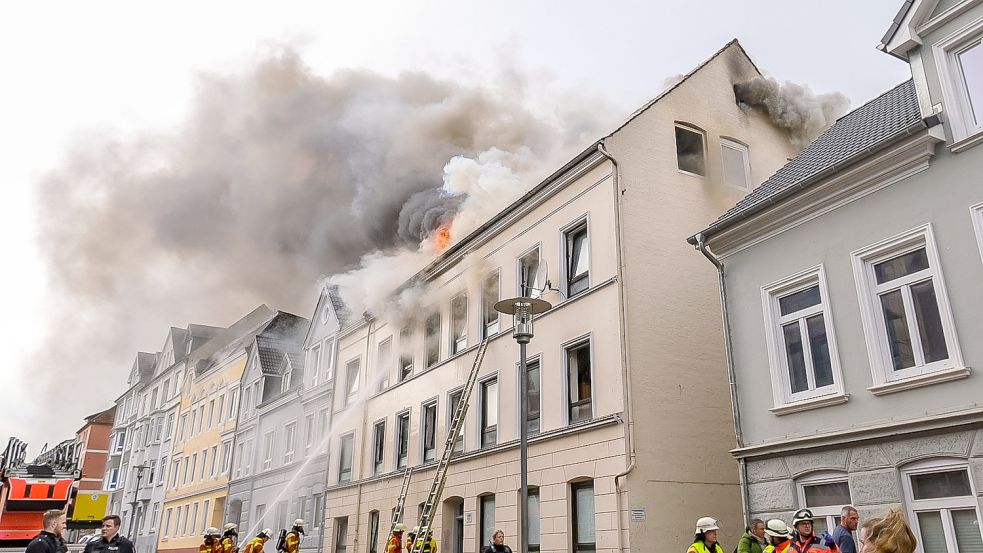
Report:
281,367,292,393
937,24,983,146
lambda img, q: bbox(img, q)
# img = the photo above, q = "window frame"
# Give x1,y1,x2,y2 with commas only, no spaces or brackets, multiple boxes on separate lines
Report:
515,354,542,436
420,398,438,463
395,410,410,470
560,216,591,299
516,243,544,299
761,265,846,411
562,335,595,425
372,418,387,475
337,432,355,483
334,516,349,553
720,137,751,190
479,494,496,550
850,224,965,394
479,375,499,448
447,387,465,456
933,19,983,146
344,357,361,405
398,326,414,382
262,431,275,471
377,337,393,392
450,293,468,355
368,510,381,553
425,311,441,368
971,201,983,266
309,344,321,388
304,413,316,457
901,458,983,553
571,480,596,553
674,122,707,177
283,420,297,464
481,270,501,339
527,487,541,553
796,471,853,536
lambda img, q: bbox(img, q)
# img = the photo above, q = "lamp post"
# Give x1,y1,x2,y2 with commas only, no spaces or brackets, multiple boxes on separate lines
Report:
494,296,551,553
129,465,149,537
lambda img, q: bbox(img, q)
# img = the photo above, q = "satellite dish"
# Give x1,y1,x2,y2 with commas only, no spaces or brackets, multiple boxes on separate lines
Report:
534,259,551,297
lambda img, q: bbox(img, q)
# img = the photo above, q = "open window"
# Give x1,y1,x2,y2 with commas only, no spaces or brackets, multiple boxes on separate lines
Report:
675,123,706,176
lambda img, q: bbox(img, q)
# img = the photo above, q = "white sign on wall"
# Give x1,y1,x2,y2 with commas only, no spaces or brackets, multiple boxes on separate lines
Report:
630,508,646,522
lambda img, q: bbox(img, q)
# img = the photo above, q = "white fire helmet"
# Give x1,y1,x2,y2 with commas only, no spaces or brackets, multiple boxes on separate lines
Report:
260,529,273,539
696,517,721,533
392,523,406,533
224,523,237,532
410,526,420,535
205,527,221,538
293,519,305,528
765,520,791,539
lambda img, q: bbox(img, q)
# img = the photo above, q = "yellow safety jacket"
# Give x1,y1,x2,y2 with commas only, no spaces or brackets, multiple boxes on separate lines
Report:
221,536,237,553
201,541,223,553
242,537,267,553
284,531,301,553
385,534,403,553
406,537,437,553
688,542,725,553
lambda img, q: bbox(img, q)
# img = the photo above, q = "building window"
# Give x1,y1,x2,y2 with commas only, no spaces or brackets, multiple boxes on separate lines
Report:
851,225,963,391
216,394,225,425
480,378,498,447
338,433,354,483
176,505,184,536
903,461,983,553
675,123,706,176
479,495,496,549
396,412,410,469
451,294,468,354
201,499,210,534
255,504,266,528
798,473,852,536
425,312,441,368
189,454,197,483
572,481,596,553
482,272,500,338
148,460,157,484
190,503,199,537
566,340,593,424
263,431,274,471
345,358,360,405
209,445,218,477
171,459,181,488
373,420,386,475
721,138,751,189
518,247,544,298
377,338,392,392
528,488,540,553
313,494,324,529
448,389,464,456
163,508,172,538
158,457,167,484
762,266,843,408
368,510,380,553
284,422,297,464
199,449,208,481
220,442,231,474
422,400,438,462
164,413,175,441
310,344,321,388
304,414,316,456
334,517,349,553
938,28,983,142
399,327,414,382
524,359,541,435
564,221,590,297
972,201,983,266
281,367,293,393
107,467,119,489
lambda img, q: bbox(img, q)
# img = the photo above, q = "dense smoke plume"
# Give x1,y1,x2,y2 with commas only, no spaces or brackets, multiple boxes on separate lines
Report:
24,46,613,444
734,76,850,147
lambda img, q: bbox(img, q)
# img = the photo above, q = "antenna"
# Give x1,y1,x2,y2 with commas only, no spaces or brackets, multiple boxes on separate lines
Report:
537,259,560,295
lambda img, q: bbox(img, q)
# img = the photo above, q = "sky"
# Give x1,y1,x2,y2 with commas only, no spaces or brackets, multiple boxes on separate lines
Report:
0,0,911,455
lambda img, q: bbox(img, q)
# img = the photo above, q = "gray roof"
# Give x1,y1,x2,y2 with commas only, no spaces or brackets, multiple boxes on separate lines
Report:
254,313,308,375
326,285,351,327
881,0,915,47
691,79,927,242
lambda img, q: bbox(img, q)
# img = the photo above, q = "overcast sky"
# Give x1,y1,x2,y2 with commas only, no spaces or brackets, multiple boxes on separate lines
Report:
0,0,910,454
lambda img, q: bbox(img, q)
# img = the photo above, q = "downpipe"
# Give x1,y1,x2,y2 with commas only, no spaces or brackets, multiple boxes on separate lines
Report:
694,233,750,527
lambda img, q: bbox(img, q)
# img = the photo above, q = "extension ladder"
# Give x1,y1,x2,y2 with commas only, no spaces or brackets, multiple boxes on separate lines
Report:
410,339,490,553
389,466,414,534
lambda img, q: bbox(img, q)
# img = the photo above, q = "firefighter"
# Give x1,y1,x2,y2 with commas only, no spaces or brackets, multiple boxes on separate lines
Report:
202,528,223,553
386,523,406,553
221,523,239,553
687,517,725,553
764,520,792,553
242,529,273,553
406,526,437,553
284,520,304,553
790,509,837,553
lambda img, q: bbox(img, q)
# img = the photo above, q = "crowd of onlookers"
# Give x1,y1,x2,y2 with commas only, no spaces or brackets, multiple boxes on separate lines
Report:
689,506,917,553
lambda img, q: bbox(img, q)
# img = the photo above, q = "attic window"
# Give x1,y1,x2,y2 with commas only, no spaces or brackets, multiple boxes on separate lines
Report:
675,124,706,176
321,303,331,325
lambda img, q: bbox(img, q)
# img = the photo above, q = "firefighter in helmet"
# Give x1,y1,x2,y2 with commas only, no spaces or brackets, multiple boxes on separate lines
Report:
284,520,304,553
406,526,437,553
687,517,725,553
790,509,837,552
763,520,792,553
201,528,223,553
242,529,273,553
221,523,239,553
386,523,406,553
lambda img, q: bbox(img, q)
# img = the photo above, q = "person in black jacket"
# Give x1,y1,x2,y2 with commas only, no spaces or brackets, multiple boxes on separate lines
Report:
479,530,513,553
83,515,134,553
25,510,67,553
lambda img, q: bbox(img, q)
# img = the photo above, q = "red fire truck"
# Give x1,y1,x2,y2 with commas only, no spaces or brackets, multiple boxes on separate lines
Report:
0,438,78,547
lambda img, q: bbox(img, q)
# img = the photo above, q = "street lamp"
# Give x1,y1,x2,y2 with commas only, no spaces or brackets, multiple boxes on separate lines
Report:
494,297,551,553
129,465,149,537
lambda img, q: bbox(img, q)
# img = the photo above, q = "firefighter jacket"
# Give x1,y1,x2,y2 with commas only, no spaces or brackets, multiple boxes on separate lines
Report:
221,535,238,553
201,539,224,553
83,534,135,553
687,541,724,553
790,534,836,553
386,534,403,553
407,537,437,553
765,540,792,553
242,537,268,553
284,531,301,553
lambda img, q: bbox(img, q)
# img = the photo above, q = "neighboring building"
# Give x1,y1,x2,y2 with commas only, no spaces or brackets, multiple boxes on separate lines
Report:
225,310,330,553
689,1,983,551
321,41,798,553
126,326,223,553
157,306,278,553
76,406,117,492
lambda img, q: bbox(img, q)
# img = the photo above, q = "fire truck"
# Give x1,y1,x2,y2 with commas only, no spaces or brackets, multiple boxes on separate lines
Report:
0,438,78,547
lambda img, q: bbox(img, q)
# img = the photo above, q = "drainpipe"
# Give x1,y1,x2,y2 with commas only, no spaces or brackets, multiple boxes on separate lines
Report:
597,141,635,553
351,319,376,552
694,233,750,526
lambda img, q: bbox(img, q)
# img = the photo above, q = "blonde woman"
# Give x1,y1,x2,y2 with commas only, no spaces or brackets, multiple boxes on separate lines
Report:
858,510,916,553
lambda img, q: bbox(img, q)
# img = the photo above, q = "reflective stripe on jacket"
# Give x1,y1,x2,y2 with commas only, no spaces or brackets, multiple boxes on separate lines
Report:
689,541,725,553
285,531,301,553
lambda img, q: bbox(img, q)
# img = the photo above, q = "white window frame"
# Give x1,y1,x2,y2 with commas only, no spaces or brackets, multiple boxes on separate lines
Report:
309,344,322,388
220,441,231,475
674,122,707,177
761,265,846,413
562,334,596,425
560,215,591,300
851,224,965,395
971,201,983,266
107,467,120,490
338,432,355,483
345,357,360,405
395,410,410,470
420,398,438,463
372,418,387,475
478,374,499,448
450,293,468,355
933,15,983,147
283,421,297,464
304,413,316,456
262,431,275,471
901,458,983,553
481,270,501,339
377,337,392,392
516,243,544,299
720,137,751,190
282,367,292,393
515,354,543,437
447,386,465,456
796,471,852,535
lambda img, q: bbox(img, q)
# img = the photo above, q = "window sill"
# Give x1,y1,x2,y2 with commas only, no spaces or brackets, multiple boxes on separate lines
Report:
868,366,971,396
950,129,983,154
769,393,849,415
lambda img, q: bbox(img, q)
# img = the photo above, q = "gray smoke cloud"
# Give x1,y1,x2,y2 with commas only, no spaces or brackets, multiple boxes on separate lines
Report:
21,46,613,446
734,76,850,147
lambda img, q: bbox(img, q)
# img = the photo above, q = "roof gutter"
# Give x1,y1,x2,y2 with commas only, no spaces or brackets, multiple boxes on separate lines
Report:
688,115,938,245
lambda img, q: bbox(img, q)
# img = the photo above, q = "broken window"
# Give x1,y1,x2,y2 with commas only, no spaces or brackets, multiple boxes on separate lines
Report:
675,124,706,176
398,326,413,381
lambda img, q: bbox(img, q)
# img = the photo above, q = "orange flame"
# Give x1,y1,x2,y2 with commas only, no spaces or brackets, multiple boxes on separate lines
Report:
433,223,452,252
